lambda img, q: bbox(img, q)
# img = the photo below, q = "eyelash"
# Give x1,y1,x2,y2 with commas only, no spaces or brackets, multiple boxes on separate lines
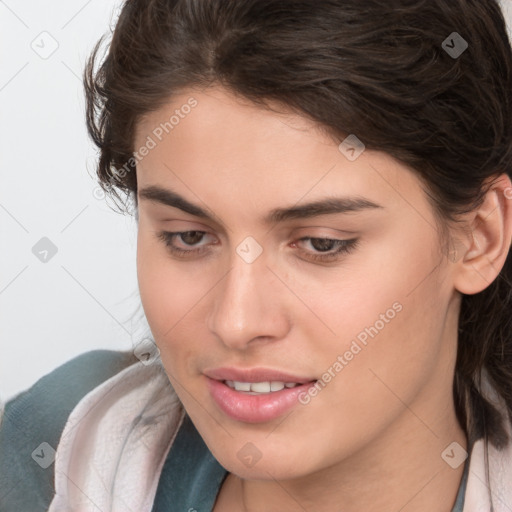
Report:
156,230,359,263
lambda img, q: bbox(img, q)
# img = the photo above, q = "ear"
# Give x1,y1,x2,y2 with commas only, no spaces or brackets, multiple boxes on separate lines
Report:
452,174,512,295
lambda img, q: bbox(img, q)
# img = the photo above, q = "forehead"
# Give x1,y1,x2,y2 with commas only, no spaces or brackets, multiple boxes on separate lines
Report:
134,86,428,221
135,85,334,165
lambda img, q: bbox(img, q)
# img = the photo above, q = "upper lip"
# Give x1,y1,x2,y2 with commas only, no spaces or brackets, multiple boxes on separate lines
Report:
204,367,316,384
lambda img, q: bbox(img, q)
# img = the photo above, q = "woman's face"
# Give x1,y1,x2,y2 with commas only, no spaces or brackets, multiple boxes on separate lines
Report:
135,85,463,480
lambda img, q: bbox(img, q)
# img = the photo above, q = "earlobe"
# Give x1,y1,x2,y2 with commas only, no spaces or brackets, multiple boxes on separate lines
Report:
453,174,512,296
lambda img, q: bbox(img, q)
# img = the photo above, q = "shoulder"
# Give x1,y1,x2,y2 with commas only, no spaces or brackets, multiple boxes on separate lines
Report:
0,349,138,511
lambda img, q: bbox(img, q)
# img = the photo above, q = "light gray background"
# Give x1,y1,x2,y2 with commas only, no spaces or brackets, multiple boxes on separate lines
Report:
0,0,144,403
1,1,512,402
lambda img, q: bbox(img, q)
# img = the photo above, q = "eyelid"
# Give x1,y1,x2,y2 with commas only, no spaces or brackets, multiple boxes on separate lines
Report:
154,217,216,232
292,225,359,236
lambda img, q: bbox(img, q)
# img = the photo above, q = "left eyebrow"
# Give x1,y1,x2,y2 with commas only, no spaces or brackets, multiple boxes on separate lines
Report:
138,185,383,225
265,196,383,224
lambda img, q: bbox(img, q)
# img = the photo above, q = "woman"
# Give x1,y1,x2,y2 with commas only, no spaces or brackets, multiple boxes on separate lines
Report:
1,0,512,510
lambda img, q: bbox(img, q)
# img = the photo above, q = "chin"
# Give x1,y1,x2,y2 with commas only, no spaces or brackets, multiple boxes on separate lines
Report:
212,441,320,481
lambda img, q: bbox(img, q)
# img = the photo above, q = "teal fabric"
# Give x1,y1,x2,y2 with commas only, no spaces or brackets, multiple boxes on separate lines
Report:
0,349,138,511
0,349,469,511
151,414,228,512
451,452,470,512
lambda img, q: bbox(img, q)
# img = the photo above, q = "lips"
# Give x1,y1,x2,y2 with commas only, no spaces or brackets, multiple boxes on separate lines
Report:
204,367,317,423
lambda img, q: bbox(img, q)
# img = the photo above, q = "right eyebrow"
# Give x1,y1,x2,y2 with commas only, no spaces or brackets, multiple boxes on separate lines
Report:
138,186,209,219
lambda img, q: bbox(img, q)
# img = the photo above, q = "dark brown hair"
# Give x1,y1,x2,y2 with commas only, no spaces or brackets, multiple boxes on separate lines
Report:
85,0,512,454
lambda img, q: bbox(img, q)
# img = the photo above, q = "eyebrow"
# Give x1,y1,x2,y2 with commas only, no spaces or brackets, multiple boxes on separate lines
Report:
138,185,383,225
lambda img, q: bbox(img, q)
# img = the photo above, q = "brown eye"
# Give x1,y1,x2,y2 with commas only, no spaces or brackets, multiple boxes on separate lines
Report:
179,231,205,245
156,230,214,257
309,238,339,252
294,237,359,263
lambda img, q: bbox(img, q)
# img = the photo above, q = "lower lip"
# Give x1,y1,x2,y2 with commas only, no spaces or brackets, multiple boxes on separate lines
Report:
207,378,316,423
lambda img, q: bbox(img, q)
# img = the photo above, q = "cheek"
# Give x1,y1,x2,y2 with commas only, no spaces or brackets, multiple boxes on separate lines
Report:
137,227,204,336
136,226,219,384
287,235,437,350
297,228,441,358
310,237,450,414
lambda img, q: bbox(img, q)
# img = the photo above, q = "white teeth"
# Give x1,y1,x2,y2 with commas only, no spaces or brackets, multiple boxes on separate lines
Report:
233,381,251,392
270,381,285,391
251,381,271,393
226,380,300,393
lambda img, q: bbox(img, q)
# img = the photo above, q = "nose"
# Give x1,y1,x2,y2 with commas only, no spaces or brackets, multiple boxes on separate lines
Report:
207,250,291,350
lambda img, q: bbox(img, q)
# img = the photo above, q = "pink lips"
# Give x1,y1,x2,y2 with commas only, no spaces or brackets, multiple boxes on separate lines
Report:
204,367,317,423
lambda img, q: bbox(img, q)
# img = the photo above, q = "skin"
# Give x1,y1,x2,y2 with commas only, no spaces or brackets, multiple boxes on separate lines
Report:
134,85,512,511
